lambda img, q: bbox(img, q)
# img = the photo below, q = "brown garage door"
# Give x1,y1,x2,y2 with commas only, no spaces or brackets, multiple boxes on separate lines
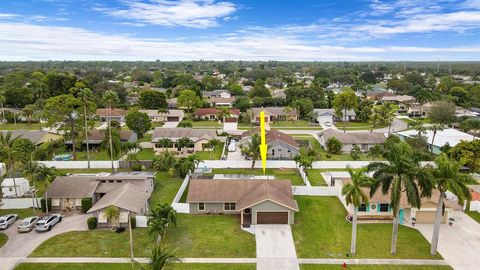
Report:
257,212,288,224
416,211,447,224
167,116,180,122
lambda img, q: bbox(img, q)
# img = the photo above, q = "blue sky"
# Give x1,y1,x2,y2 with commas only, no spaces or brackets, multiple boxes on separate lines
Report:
1,0,480,61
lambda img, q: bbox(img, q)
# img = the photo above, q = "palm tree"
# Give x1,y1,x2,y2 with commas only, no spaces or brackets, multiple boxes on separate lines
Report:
158,138,173,151
133,243,180,270
216,107,231,123
382,103,398,134
78,88,95,169
428,124,445,154
367,142,432,255
241,133,261,168
157,108,168,123
102,91,119,171
415,89,431,117
37,164,59,214
147,203,177,243
0,95,5,124
0,131,20,197
428,154,473,255
205,139,221,159
409,120,427,138
283,106,294,125
22,161,41,214
341,167,373,256
153,151,176,172
104,205,120,229
176,137,193,155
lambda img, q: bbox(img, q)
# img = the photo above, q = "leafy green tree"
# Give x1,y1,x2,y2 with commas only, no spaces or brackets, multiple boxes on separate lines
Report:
228,83,244,96
326,137,342,154
233,97,251,111
350,145,362,161
139,90,167,110
248,79,271,98
0,131,21,197
378,103,398,134
333,89,358,132
177,120,193,128
293,98,313,120
462,118,480,138
177,137,193,154
22,161,41,214
153,151,176,172
341,167,373,255
241,133,261,168
201,75,222,91
367,142,432,255
447,140,480,173
367,145,383,160
216,107,232,122
429,101,457,126
177,90,202,120
36,164,59,214
428,154,474,255
102,90,119,170
0,95,5,123
125,110,152,138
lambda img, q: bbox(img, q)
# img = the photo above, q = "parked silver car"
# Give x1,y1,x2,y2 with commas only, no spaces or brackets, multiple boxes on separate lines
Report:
18,216,39,233
35,214,62,232
0,214,18,230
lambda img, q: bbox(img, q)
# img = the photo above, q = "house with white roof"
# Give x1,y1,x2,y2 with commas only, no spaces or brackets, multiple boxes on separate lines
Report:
397,128,477,154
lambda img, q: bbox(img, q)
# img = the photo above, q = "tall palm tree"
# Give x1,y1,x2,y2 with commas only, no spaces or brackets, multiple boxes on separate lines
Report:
36,164,59,214
102,91,119,171
147,203,177,243
409,120,427,138
176,137,193,155
104,205,120,229
341,167,373,256
382,103,398,134
0,131,20,197
241,133,261,168
216,107,231,122
78,88,95,169
428,124,445,154
428,154,473,255
283,106,294,125
158,138,173,151
22,161,41,214
133,243,180,270
0,95,5,124
367,142,432,255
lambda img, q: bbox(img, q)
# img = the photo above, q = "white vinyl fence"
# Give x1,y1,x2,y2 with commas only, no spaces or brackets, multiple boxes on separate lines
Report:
135,215,148,228
39,160,119,169
0,197,41,209
171,173,191,214
469,201,480,212
292,186,337,196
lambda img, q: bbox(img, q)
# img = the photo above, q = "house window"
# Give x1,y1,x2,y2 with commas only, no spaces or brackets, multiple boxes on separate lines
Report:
116,180,122,183
358,203,368,212
108,180,114,183
224,202,236,211
100,180,106,183
379,204,389,212
198,202,205,211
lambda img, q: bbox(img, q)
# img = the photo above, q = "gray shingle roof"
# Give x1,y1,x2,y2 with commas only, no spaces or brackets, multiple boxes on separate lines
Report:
151,128,217,142
319,129,386,144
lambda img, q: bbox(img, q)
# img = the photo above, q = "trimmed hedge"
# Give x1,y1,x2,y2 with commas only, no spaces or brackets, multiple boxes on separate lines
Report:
87,217,97,230
81,198,93,213
131,164,142,171
41,198,52,212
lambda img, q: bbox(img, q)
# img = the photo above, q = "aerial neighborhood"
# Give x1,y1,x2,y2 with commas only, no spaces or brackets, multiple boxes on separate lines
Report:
1,1,480,270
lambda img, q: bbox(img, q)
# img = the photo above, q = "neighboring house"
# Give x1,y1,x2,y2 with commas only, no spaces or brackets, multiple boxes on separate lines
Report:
202,90,231,99
96,108,127,123
330,172,461,224
242,128,299,159
381,95,416,112
46,171,155,227
1,178,30,198
318,129,386,153
248,107,299,124
139,109,185,122
151,128,219,154
455,108,480,118
242,85,253,93
407,102,433,117
186,179,299,225
167,98,178,109
366,91,395,100
208,97,235,107
469,185,480,202
0,130,60,146
65,129,137,149
313,109,356,123
397,128,476,155
193,108,240,121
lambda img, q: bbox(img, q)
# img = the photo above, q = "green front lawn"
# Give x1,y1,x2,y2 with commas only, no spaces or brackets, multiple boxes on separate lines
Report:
15,263,256,270
164,214,256,258
136,148,156,160
191,121,222,128
0,208,40,219
0,233,7,248
0,123,42,130
138,134,152,143
30,229,152,257
305,170,328,186
301,265,452,270
210,168,304,186
270,120,310,127
196,143,224,160
466,211,480,223
335,121,388,130
292,196,442,259
149,172,183,207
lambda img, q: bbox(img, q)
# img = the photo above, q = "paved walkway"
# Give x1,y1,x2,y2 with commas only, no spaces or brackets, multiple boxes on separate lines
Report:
255,225,299,270
416,211,480,270
0,214,89,270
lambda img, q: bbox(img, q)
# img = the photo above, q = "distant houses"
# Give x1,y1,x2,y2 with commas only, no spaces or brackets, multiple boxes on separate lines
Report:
139,109,184,122
397,128,476,154
95,108,127,123
313,109,356,124
0,130,60,146
248,107,299,124
194,108,240,121
318,129,386,153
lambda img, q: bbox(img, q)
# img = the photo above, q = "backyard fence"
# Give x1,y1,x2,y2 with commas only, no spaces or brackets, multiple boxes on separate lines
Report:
0,197,41,209
298,166,311,186
292,186,337,196
135,215,148,227
39,160,119,169
469,201,480,212
171,173,191,214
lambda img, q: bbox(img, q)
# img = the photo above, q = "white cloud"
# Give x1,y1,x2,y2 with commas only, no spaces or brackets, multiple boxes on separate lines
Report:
95,0,237,28
1,22,479,61
0,13,18,19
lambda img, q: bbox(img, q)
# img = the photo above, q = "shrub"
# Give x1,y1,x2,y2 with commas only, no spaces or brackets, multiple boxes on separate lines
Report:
41,198,52,212
177,120,192,128
87,217,97,230
350,145,361,161
326,137,342,154
131,164,142,171
81,198,93,213
130,216,136,229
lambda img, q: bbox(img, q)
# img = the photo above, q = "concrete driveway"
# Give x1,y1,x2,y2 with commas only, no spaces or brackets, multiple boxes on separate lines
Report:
415,211,480,270
0,214,89,270
162,121,179,128
255,225,299,270
226,145,244,160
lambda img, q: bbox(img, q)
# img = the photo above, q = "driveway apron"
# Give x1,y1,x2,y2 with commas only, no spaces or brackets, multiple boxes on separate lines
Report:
255,225,299,270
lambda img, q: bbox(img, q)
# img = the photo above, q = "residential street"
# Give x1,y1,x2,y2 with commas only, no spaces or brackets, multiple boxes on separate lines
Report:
416,211,480,270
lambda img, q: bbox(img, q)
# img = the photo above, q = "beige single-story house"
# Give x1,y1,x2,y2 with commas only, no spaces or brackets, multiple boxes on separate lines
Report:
318,129,386,153
96,108,127,123
193,108,240,121
202,90,231,99
0,130,61,146
187,179,299,225
241,128,299,160
208,97,235,107
151,128,218,154
248,107,299,124
139,109,184,122
65,129,137,149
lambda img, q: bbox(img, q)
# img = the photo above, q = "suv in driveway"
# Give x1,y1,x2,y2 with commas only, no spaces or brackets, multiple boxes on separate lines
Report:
35,214,62,232
0,214,18,230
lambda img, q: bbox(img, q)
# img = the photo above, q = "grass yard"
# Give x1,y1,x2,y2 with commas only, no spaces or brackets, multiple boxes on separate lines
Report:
0,233,7,248
149,172,183,207
136,148,156,160
210,168,304,186
30,229,152,257
466,211,480,223
164,214,256,258
138,134,152,143
335,121,388,131
305,169,328,186
292,196,442,259
0,123,42,130
0,208,40,219
270,120,311,127
191,121,222,128
301,265,452,270
15,263,256,270
196,143,224,160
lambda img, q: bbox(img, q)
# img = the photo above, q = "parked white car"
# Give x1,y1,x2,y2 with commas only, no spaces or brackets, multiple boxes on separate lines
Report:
35,214,62,232
228,141,236,152
324,121,332,127
0,214,18,230
18,216,39,233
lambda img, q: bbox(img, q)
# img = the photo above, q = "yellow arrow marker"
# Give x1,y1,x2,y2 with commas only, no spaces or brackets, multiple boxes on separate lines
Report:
259,111,268,174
